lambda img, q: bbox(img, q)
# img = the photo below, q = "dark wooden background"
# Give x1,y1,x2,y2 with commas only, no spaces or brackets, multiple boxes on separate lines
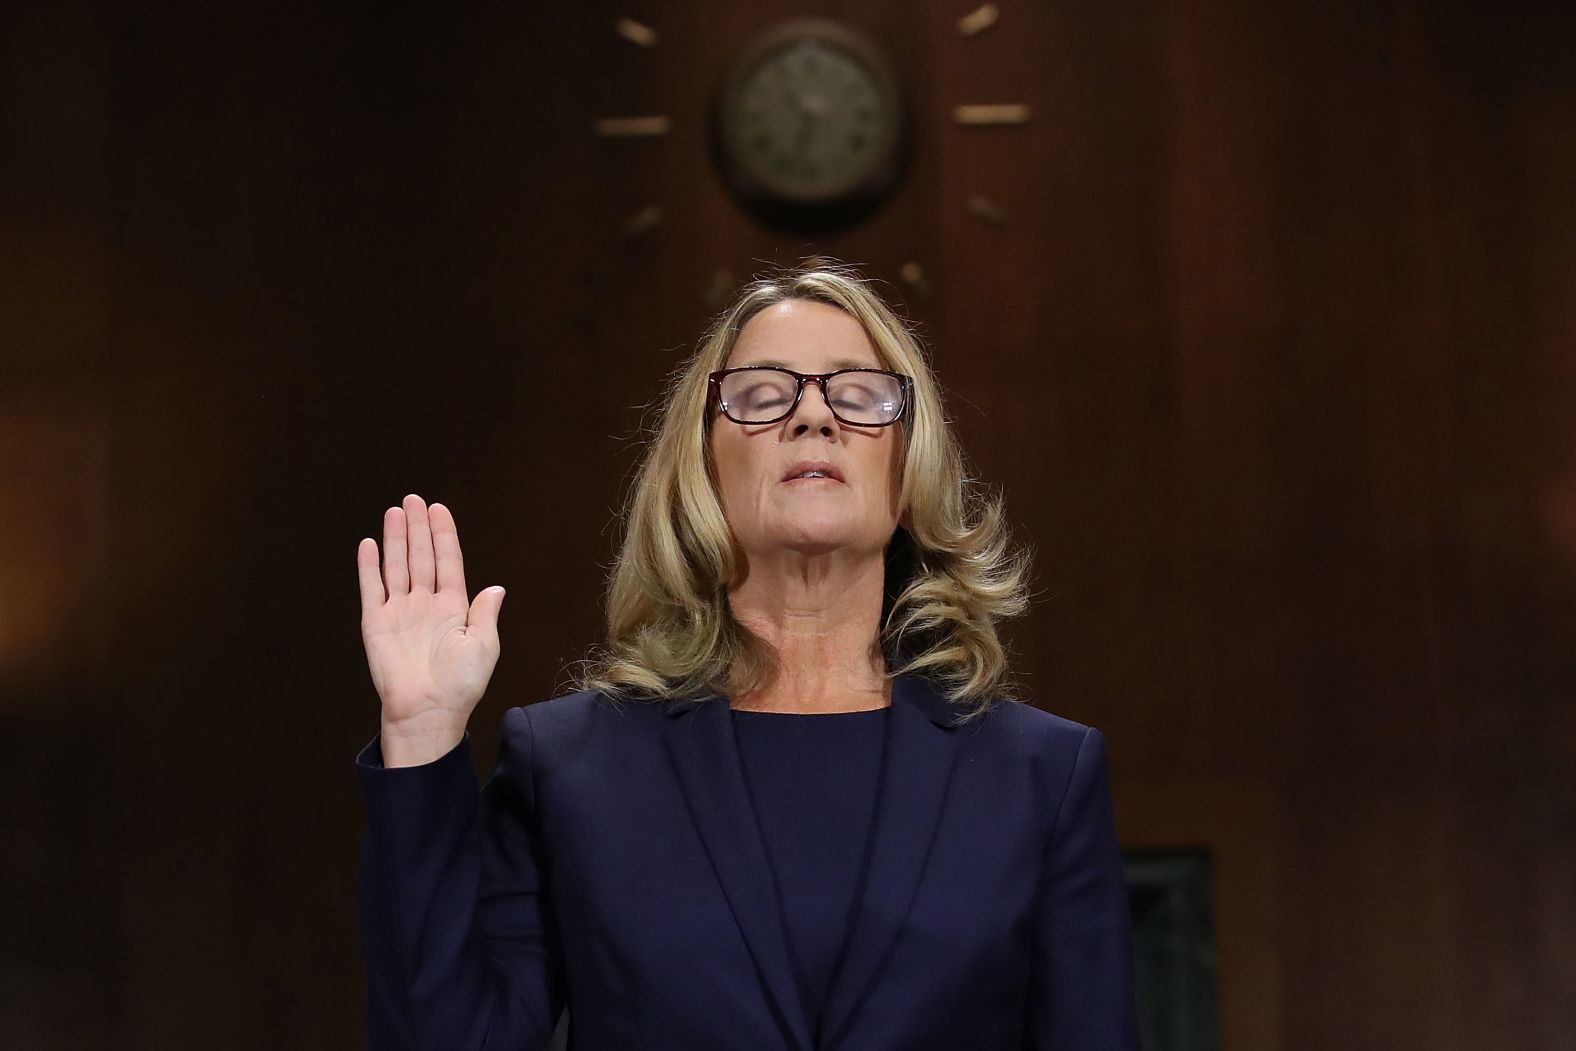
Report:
3,1,1573,1047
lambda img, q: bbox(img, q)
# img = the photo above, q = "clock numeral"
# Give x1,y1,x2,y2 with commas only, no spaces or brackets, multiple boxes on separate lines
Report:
613,16,658,48
966,195,1009,226
900,261,934,298
593,115,672,137
953,104,1030,126
623,205,662,237
957,4,1000,38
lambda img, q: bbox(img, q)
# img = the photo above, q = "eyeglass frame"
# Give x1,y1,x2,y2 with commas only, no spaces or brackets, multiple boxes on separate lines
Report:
707,365,914,428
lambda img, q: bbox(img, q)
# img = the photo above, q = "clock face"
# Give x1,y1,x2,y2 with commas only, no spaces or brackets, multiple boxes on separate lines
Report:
713,19,905,220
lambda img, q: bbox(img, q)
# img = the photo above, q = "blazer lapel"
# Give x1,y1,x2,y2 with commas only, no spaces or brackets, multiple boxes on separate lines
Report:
662,693,815,1051
660,675,967,1051
817,674,966,1050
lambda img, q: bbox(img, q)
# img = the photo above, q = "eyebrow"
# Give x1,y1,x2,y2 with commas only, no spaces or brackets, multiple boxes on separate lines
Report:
738,358,880,370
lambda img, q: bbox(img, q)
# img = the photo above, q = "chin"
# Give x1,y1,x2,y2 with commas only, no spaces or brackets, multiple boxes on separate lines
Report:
772,519,878,556
779,537,851,557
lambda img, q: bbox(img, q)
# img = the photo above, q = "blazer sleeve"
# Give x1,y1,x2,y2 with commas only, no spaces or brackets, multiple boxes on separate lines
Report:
1025,726,1142,1051
355,707,566,1051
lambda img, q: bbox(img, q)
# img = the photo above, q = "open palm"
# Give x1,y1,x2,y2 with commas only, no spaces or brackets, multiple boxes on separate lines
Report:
357,494,505,731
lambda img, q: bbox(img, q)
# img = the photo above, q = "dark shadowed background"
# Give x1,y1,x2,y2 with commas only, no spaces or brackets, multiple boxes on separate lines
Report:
3,1,1574,1048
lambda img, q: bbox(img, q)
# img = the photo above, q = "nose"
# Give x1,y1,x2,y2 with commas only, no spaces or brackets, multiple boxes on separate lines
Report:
789,376,837,436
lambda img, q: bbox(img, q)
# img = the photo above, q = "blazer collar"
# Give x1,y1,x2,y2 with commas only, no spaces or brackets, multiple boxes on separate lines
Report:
659,671,966,727
660,673,966,1051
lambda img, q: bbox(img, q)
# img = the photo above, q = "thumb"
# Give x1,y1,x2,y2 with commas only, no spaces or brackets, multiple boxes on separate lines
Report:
468,586,506,643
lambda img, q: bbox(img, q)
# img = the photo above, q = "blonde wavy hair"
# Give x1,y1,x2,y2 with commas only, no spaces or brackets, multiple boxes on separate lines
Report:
570,258,1031,720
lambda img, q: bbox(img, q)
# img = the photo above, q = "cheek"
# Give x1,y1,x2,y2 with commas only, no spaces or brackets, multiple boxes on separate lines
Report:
710,433,764,511
874,435,903,507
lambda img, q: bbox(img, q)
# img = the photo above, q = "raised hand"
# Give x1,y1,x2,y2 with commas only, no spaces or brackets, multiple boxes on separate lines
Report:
357,494,506,765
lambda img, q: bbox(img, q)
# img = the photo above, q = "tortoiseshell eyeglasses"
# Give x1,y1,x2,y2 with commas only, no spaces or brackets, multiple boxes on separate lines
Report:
708,366,912,427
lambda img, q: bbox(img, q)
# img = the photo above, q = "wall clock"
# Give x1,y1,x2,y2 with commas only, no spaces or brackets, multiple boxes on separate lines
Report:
710,17,908,231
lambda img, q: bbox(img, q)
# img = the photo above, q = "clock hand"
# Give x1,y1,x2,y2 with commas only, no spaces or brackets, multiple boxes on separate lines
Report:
795,111,812,154
793,93,816,153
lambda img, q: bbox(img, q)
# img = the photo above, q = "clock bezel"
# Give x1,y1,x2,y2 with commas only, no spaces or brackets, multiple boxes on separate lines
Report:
710,17,908,224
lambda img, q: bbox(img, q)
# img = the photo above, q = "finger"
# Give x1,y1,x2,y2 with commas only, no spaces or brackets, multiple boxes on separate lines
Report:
356,537,386,612
428,502,467,597
383,505,409,596
405,493,436,593
468,585,505,646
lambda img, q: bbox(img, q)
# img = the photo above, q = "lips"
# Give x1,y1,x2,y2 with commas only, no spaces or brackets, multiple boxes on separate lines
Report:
782,460,845,483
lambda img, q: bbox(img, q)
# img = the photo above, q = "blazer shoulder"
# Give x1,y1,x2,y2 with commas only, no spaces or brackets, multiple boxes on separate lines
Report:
975,696,1100,758
976,700,1112,842
499,686,666,773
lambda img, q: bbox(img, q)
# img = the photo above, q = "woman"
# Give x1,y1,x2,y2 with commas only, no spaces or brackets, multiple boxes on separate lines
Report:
354,261,1140,1050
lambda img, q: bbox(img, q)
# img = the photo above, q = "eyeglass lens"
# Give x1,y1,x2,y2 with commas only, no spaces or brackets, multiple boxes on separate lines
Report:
719,369,904,425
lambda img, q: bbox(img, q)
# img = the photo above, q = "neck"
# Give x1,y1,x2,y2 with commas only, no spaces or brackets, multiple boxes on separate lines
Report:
726,548,890,713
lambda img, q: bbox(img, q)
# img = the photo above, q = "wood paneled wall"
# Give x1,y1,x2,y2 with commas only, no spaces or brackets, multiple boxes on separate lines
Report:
3,1,1572,1047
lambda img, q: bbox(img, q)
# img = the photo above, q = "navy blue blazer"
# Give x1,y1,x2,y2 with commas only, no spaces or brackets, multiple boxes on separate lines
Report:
356,673,1140,1050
